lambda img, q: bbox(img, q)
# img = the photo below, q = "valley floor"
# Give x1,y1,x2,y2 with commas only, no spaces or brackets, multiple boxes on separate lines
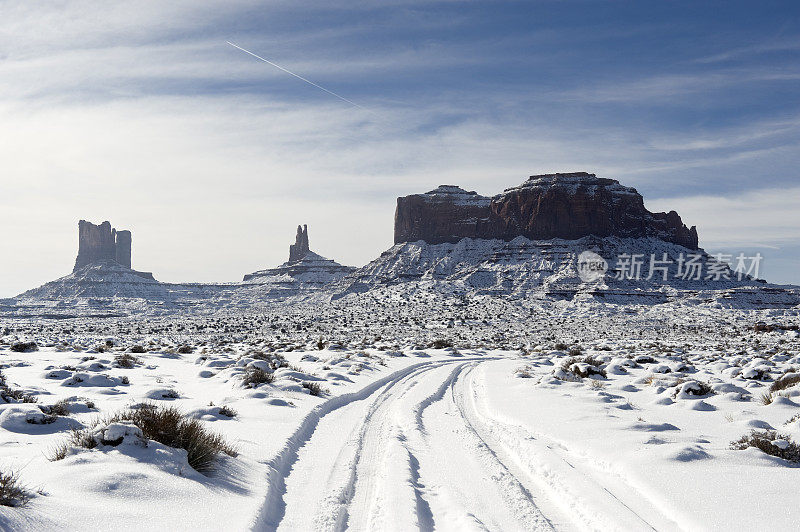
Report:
0,327,799,531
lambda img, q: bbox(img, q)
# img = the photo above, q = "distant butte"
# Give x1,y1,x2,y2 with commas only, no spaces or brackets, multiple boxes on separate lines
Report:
242,224,354,282
73,220,133,272
394,172,698,249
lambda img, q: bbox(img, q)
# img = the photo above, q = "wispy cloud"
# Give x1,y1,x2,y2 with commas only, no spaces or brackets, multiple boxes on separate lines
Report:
1,1,800,295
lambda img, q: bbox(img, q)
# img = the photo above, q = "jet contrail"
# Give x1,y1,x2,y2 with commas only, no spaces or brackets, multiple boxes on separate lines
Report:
226,41,363,109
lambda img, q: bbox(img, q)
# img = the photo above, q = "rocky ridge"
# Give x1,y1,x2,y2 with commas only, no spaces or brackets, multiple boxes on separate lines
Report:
333,236,798,308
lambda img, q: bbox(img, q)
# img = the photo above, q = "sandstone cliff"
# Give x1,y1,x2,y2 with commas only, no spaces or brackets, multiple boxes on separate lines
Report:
73,220,133,272
394,172,698,249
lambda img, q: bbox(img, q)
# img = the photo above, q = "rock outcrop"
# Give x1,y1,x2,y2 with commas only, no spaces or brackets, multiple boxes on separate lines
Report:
394,172,698,249
115,230,132,269
73,220,133,272
289,225,310,263
243,224,355,285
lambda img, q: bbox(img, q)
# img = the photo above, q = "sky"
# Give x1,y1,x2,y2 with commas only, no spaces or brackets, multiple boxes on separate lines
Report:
1,0,800,296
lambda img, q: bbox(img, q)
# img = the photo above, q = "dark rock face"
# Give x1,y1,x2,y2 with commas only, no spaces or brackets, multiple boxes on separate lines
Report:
394,172,698,249
73,220,134,272
289,224,310,263
115,230,132,269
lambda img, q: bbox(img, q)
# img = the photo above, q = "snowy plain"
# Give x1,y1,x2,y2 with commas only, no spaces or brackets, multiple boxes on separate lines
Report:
0,298,799,531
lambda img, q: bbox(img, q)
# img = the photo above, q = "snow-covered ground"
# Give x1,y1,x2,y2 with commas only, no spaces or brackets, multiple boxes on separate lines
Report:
0,306,799,530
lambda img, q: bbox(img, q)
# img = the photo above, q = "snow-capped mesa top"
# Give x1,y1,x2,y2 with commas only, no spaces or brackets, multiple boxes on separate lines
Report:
500,171,639,199
394,171,698,249
418,185,492,206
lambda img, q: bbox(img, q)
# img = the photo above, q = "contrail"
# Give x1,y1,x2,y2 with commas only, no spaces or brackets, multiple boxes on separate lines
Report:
226,41,363,109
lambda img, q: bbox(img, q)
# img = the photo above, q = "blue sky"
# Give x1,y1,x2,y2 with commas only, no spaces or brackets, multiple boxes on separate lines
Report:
1,0,799,295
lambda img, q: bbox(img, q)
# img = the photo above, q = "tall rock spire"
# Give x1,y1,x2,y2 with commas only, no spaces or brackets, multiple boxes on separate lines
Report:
288,224,310,262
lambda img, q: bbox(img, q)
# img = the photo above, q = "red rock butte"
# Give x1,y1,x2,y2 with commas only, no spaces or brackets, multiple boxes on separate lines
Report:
394,172,698,249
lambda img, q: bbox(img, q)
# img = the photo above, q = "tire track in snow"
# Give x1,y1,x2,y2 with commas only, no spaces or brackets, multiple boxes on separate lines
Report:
251,358,492,531
411,362,557,531
460,363,680,531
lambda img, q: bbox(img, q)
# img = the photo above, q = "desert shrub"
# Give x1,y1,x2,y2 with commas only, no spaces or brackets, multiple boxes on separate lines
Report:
242,367,274,388
560,356,606,379
115,406,236,471
0,471,31,507
218,405,237,418
589,380,607,390
634,355,656,364
27,413,56,425
742,367,771,380
177,345,193,354
10,342,37,353
301,382,326,396
242,351,287,370
673,380,714,398
129,345,147,354
515,367,533,378
554,342,568,351
581,355,604,367
114,353,141,369
430,339,453,349
49,428,98,461
120,376,130,385
40,399,70,416
568,347,583,357
51,405,236,473
0,388,37,404
770,374,800,393
0,371,37,404
731,430,800,462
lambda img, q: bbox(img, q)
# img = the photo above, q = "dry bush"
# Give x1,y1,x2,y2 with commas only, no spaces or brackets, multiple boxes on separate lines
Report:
731,430,800,462
301,382,326,396
430,339,454,349
242,351,287,370
218,405,237,418
673,380,714,398
10,342,37,353
242,367,274,388
51,405,236,473
40,399,70,416
589,380,607,390
560,356,606,379
114,353,141,369
0,371,37,404
50,428,97,461
770,374,800,393
0,471,31,507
